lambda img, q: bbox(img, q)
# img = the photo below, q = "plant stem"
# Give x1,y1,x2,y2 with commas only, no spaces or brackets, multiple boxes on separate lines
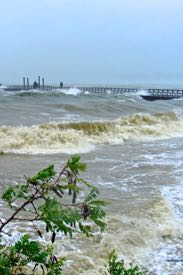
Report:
0,192,38,232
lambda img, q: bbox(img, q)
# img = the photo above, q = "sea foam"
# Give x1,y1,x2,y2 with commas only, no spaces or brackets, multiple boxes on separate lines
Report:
0,111,183,154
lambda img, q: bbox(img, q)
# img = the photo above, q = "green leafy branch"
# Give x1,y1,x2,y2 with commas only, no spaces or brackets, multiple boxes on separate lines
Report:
0,155,107,274
106,250,146,275
0,234,65,275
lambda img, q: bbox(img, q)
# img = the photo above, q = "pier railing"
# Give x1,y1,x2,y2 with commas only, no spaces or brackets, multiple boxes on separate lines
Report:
147,89,183,98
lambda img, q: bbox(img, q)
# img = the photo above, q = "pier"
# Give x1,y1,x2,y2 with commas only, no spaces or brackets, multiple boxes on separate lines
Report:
1,76,183,99
3,85,183,99
2,85,140,93
78,87,183,99
77,87,139,94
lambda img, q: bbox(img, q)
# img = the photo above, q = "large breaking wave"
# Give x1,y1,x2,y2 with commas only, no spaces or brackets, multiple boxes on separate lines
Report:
0,111,183,154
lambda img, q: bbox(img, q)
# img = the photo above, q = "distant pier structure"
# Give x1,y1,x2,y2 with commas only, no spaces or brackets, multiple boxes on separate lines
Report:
76,87,183,98
2,76,183,99
4,76,50,91
77,87,139,94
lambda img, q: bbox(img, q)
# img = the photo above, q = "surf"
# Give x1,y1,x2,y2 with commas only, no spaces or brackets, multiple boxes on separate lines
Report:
0,111,183,154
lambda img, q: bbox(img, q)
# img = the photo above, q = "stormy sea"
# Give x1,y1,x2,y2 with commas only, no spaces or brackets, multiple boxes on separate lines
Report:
1,86,183,274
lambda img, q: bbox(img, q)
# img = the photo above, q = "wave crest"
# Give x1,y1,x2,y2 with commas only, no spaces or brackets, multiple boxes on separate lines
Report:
0,111,182,154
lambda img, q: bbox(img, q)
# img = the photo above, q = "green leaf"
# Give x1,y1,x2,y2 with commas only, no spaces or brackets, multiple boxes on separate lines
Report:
0,235,65,274
77,178,94,189
2,186,16,204
59,184,80,193
85,188,99,202
16,184,30,200
82,188,107,232
28,165,56,184
78,222,92,237
12,234,48,263
107,250,145,275
87,203,107,232
67,155,87,174
39,198,81,236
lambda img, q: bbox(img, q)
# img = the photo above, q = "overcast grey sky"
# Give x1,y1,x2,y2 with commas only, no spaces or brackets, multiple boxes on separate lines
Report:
1,0,183,86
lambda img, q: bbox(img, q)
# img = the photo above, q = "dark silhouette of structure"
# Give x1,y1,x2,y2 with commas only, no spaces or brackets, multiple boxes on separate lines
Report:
33,81,39,89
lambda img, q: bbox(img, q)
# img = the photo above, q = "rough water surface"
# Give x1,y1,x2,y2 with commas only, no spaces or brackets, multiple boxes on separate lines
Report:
1,88,183,274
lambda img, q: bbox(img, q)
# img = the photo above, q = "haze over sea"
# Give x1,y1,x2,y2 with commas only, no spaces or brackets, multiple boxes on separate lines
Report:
1,87,183,274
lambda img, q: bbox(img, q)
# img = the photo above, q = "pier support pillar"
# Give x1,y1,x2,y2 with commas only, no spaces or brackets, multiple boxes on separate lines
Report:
26,77,29,90
42,78,45,89
38,76,40,88
23,77,26,90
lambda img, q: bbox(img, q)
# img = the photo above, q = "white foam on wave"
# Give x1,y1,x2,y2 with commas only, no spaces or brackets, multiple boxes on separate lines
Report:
143,177,183,274
135,89,149,96
175,97,183,101
0,87,84,96
161,179,183,218
122,89,149,98
59,88,82,96
1,192,183,274
1,111,183,155
83,91,90,95
106,90,112,94
0,84,7,89
53,195,183,275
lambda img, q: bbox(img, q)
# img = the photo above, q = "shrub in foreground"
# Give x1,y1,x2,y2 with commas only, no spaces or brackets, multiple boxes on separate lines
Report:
0,155,145,275
107,250,146,275
0,155,106,274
